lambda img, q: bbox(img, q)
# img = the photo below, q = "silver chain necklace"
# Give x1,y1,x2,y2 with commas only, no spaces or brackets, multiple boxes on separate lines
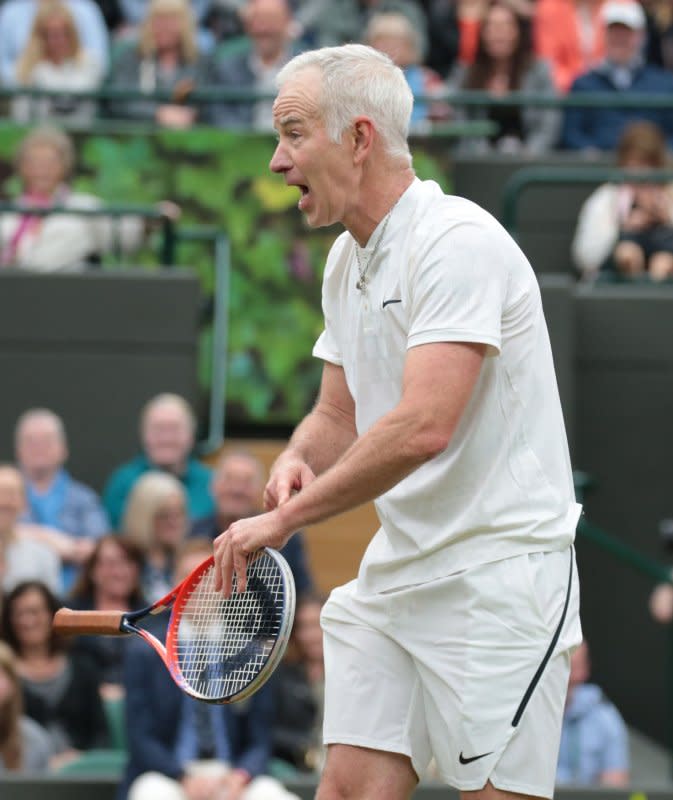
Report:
354,202,397,292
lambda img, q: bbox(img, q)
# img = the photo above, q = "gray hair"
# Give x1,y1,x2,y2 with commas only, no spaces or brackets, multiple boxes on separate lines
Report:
14,408,67,448
15,126,75,178
140,393,197,435
276,44,413,166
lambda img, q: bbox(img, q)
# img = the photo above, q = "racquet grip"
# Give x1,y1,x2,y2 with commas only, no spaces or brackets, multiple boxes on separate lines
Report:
53,608,126,636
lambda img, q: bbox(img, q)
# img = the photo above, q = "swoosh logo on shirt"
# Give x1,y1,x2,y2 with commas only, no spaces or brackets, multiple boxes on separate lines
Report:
458,751,493,765
382,299,402,308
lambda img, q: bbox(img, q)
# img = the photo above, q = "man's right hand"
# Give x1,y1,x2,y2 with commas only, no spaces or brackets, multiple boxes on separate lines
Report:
263,453,316,510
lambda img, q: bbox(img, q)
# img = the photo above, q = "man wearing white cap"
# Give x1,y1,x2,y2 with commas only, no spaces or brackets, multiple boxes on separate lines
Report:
562,0,673,150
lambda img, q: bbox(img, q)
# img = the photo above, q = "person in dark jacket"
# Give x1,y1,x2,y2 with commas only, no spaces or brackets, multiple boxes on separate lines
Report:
562,0,673,151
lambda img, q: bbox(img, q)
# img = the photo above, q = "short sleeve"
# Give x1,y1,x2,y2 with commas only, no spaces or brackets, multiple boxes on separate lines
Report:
407,218,507,355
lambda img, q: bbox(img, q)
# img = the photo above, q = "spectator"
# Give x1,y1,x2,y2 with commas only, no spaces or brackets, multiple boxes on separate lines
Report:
102,393,213,529
425,0,460,76
533,0,606,92
119,536,300,800
643,0,673,71
365,12,448,131
272,594,325,774
0,0,109,86
105,0,212,127
556,640,630,786
0,465,61,597
122,472,189,603
0,126,150,271
191,450,315,597
15,408,110,592
450,0,561,153
68,534,145,693
11,1,104,125
207,0,301,130
562,0,673,151
115,0,215,53
0,581,109,768
572,120,673,280
0,641,51,774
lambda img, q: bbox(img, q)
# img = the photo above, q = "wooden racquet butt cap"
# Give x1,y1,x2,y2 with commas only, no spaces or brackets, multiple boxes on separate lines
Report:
53,608,126,637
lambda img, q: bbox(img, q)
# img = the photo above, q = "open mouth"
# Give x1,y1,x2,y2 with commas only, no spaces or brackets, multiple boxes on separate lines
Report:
297,184,311,209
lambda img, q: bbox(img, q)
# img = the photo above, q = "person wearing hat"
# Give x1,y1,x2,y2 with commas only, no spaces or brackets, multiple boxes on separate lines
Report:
562,0,673,150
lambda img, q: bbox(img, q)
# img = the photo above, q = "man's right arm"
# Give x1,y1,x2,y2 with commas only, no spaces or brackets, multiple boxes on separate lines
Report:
265,361,356,510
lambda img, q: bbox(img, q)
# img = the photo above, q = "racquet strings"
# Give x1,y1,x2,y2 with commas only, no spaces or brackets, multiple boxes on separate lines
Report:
175,552,285,700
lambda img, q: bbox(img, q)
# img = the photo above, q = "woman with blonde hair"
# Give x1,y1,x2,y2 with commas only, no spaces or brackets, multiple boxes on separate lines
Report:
12,1,103,124
0,642,51,774
106,0,211,127
121,472,189,602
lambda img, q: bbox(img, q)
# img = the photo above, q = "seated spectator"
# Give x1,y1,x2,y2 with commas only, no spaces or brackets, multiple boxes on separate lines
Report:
68,535,145,693
115,0,215,53
0,126,151,271
122,472,189,602
0,581,109,768
0,0,109,86
365,12,448,131
450,0,560,153
534,0,606,93
15,408,109,592
103,393,213,528
643,0,673,71
562,0,673,151
0,465,61,597
0,641,51,774
120,536,300,800
272,594,325,774
191,450,315,598
572,120,673,280
207,0,302,130
11,1,104,125
556,640,629,786
105,0,212,127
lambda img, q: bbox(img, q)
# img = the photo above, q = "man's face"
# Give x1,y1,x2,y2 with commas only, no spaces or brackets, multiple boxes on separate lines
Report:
15,417,67,477
270,69,359,229
605,23,643,65
245,0,290,61
212,456,263,521
142,402,193,470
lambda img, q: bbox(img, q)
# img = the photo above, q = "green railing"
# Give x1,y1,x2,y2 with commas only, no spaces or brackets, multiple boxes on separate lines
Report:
0,203,229,454
501,167,673,241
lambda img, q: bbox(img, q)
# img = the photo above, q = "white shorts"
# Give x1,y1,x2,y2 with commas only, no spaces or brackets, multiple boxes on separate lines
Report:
321,546,581,798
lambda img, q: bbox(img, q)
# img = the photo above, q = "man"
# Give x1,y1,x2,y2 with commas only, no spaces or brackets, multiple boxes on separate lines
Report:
562,0,673,151
208,0,301,130
15,408,109,590
120,537,299,800
191,450,315,597
556,640,629,786
103,393,214,529
215,44,582,800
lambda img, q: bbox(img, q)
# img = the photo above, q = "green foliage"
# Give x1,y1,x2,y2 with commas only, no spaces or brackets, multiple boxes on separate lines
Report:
0,124,453,427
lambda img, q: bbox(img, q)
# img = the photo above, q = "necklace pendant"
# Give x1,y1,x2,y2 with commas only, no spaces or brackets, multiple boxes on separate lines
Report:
356,277,366,292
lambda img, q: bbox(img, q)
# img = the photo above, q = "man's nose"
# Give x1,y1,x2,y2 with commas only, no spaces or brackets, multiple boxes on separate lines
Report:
269,142,291,173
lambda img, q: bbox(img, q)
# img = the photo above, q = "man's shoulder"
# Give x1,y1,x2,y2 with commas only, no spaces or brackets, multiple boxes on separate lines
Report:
65,475,102,503
186,457,212,480
634,63,673,88
105,456,147,487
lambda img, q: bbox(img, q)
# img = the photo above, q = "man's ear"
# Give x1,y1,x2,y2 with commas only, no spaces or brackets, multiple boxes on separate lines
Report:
352,117,375,165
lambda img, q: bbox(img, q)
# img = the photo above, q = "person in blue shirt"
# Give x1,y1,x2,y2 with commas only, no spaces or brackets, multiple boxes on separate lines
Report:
14,408,109,592
191,450,315,599
103,393,214,530
562,0,673,151
556,640,630,787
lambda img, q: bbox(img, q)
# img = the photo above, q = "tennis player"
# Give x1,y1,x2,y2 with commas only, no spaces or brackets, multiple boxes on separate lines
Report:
214,43,582,800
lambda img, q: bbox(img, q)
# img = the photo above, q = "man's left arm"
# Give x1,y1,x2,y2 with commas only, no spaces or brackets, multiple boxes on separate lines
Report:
216,340,485,592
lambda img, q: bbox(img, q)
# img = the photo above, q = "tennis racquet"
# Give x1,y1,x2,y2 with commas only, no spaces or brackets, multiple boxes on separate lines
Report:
53,547,295,704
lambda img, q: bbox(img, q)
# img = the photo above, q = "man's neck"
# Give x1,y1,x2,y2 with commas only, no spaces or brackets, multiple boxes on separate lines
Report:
346,168,416,247
26,468,60,494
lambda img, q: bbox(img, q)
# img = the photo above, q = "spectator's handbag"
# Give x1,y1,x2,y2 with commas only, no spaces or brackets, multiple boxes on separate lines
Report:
53,548,295,704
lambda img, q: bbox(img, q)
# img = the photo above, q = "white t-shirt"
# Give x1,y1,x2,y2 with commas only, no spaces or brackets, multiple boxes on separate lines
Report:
313,178,581,594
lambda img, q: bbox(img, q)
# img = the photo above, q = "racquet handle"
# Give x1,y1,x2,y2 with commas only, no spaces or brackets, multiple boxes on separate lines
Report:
53,608,126,636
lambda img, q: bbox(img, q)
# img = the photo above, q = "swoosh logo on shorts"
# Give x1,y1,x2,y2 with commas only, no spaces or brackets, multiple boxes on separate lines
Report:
382,298,402,308
458,751,492,765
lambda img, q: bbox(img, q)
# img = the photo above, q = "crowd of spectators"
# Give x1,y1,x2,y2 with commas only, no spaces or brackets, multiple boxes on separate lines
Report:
0,0,669,149
0,394,325,798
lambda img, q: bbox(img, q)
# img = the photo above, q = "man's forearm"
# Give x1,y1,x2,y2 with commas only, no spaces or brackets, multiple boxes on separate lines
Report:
282,403,357,476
